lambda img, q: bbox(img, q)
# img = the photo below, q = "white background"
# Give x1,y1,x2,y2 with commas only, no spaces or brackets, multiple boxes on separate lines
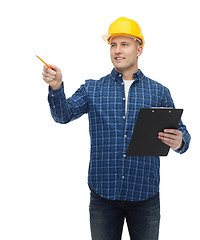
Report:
0,0,199,239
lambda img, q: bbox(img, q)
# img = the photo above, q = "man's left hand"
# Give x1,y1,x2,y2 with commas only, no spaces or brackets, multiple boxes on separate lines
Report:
158,129,183,150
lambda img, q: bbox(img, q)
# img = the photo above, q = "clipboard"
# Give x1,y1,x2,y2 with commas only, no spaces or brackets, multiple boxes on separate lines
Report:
126,108,183,156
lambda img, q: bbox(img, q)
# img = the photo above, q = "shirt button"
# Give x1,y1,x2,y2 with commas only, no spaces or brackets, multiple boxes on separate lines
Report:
53,106,55,108
125,135,127,138
119,74,122,77
123,116,125,119
122,176,125,179
52,94,54,97
123,154,126,158
121,82,124,85
123,97,126,101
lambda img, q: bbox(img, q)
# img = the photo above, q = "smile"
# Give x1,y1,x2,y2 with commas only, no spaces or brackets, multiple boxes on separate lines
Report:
115,57,125,62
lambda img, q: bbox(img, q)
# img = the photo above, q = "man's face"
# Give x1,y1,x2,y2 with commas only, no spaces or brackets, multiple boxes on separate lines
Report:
110,36,143,73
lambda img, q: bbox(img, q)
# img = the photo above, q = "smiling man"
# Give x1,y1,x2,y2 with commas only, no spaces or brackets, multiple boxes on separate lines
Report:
42,17,191,240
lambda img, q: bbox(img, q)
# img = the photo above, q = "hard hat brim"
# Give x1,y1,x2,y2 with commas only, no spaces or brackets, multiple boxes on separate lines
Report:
102,34,111,44
102,33,144,46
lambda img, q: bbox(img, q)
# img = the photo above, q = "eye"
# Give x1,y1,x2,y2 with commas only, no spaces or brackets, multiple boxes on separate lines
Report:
111,43,116,48
122,43,128,47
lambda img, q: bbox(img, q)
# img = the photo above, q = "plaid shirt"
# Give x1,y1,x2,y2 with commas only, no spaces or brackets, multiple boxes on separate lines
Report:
48,68,191,201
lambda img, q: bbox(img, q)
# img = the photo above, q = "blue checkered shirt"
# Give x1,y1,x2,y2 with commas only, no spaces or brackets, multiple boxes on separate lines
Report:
48,69,191,201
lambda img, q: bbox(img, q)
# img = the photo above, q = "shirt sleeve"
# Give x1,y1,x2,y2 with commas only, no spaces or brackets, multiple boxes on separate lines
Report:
162,87,191,154
48,82,89,124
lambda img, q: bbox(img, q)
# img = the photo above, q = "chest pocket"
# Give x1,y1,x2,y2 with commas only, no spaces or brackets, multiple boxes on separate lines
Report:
128,85,163,110
88,83,124,130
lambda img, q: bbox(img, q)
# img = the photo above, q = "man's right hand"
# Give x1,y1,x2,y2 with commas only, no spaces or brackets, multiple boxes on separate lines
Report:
42,65,62,91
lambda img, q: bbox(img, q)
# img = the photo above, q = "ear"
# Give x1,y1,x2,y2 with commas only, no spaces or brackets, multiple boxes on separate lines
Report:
137,45,143,57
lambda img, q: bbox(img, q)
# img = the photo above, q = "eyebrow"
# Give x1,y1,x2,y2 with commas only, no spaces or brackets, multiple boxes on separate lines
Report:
111,41,130,44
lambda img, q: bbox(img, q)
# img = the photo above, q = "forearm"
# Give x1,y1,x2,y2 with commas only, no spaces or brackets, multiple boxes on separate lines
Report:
161,88,191,154
48,82,89,124
48,83,72,123
175,121,191,154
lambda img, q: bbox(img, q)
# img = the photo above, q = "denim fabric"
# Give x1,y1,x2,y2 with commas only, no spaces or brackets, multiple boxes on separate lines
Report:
48,68,191,201
89,190,160,240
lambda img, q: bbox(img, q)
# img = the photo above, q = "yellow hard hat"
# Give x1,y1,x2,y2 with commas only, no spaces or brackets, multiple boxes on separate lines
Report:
102,17,145,46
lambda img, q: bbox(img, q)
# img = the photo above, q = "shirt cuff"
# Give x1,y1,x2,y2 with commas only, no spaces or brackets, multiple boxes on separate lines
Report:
48,82,64,96
174,135,188,154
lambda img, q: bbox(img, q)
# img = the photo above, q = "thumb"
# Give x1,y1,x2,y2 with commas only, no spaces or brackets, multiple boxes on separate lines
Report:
48,64,60,72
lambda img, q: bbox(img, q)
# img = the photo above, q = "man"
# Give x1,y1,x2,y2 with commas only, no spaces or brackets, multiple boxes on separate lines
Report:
42,17,191,240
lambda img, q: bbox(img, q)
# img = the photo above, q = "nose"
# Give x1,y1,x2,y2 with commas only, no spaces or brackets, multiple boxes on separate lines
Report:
115,45,122,55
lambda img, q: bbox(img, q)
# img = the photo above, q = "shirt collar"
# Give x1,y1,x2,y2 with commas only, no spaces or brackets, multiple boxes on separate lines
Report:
110,68,144,82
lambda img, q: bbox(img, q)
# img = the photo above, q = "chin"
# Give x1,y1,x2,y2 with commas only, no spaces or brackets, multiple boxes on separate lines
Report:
114,66,126,73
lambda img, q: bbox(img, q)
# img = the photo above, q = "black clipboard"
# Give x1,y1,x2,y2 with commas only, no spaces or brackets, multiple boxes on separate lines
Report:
126,108,183,156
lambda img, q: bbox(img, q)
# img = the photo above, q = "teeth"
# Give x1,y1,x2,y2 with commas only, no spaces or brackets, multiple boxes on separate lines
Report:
116,58,124,60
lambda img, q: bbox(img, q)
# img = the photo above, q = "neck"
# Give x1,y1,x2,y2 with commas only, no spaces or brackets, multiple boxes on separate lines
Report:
115,66,139,80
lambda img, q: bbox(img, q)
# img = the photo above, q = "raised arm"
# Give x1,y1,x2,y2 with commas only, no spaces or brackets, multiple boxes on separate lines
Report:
42,64,89,124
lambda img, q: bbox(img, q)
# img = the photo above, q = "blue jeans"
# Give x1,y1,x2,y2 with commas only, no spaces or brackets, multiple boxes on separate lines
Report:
89,190,160,240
